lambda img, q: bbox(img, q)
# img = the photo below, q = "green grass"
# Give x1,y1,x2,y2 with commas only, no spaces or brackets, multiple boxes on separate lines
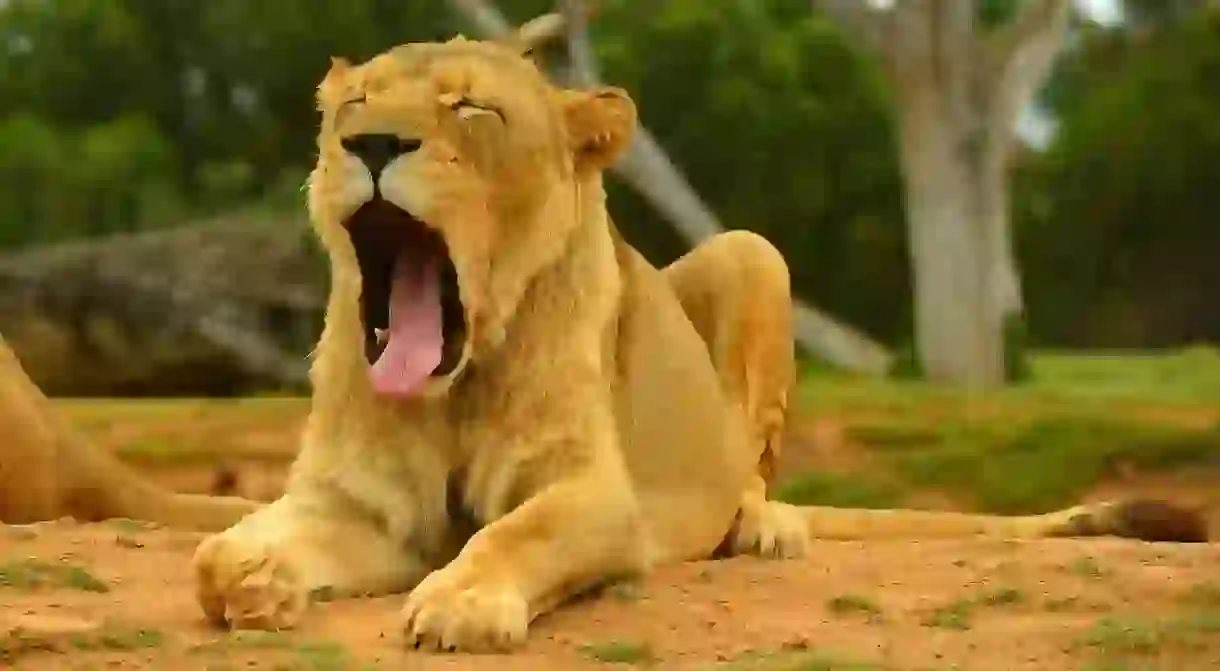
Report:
825,594,884,620
707,650,887,670
782,413,1217,515
885,416,1217,513
1076,611,1220,657
190,632,359,671
790,348,1220,514
1,619,165,664
71,624,165,652
773,471,904,509
580,640,658,665
917,586,1027,631
0,558,110,593
802,346,1220,407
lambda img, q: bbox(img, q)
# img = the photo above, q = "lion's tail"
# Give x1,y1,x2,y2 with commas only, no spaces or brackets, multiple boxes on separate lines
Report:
65,430,260,532
797,498,1209,543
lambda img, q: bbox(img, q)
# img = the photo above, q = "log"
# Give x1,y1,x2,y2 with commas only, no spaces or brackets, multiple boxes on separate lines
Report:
0,212,323,395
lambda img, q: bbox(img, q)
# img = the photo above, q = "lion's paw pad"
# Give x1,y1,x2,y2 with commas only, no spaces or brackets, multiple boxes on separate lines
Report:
733,501,810,560
399,571,528,653
192,533,308,631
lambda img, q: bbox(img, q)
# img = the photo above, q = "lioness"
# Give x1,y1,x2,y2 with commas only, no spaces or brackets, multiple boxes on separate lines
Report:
0,334,257,529
191,21,1206,653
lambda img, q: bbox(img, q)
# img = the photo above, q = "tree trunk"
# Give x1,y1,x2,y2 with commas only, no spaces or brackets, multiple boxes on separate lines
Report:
896,85,1007,390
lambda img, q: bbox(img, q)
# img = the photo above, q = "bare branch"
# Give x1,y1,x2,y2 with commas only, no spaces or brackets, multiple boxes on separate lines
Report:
985,0,1073,74
447,0,513,36
516,13,567,50
984,0,1073,156
559,0,601,85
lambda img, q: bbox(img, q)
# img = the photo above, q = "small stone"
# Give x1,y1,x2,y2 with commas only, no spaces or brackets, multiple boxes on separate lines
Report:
115,535,145,549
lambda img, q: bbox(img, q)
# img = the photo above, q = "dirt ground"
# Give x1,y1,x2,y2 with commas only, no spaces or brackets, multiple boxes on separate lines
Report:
3,521,1218,670
3,413,1219,670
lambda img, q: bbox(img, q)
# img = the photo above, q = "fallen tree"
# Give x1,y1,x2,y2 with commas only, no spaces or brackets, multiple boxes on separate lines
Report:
0,211,324,395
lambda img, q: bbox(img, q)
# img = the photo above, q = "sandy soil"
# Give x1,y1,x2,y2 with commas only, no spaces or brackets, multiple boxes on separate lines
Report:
3,520,1218,670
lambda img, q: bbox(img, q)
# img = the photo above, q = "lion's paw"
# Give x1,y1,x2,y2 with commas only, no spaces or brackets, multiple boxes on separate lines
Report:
732,500,810,560
192,532,308,631
398,565,528,653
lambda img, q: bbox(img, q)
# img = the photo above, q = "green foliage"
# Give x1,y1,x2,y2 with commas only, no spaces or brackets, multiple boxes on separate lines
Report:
587,0,910,342
1,0,1218,354
1016,8,1220,347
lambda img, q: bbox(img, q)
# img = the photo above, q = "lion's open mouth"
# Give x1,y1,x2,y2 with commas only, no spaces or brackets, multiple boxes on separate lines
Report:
344,198,467,397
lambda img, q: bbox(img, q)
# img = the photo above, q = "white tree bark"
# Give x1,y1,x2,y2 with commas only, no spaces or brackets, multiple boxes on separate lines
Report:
446,0,895,375
818,0,1072,389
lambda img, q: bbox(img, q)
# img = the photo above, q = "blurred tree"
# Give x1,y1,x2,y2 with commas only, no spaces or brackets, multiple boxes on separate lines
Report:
1015,6,1220,345
815,1,1076,390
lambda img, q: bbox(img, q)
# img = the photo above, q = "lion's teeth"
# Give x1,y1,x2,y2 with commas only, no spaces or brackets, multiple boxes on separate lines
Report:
375,328,389,344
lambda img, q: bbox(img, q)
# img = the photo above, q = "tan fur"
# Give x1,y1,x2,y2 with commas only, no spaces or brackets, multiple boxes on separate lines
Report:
190,28,1207,653
0,334,258,530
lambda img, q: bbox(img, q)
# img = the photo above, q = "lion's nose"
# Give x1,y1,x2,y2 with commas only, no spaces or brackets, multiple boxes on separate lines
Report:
340,134,422,179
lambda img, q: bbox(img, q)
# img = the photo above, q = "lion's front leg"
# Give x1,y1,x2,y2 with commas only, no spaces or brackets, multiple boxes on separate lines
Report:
729,474,811,560
193,490,427,631
399,467,645,653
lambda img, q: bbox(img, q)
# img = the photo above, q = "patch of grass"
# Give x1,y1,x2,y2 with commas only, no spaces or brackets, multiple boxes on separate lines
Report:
0,558,109,593
1,619,164,663
1076,611,1220,659
190,630,298,654
707,648,884,670
919,586,1024,631
71,624,165,652
826,594,883,621
580,640,658,665
1030,346,1220,404
978,586,1024,607
795,350,1220,516
190,632,357,671
1179,582,1220,608
888,417,1219,514
1044,595,1112,613
1066,556,1109,579
773,471,904,509
843,423,942,450
290,641,352,671
804,347,1220,406
921,598,975,631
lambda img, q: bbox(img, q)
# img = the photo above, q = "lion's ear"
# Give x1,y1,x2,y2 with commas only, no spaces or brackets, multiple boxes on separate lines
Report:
317,57,352,108
560,86,636,172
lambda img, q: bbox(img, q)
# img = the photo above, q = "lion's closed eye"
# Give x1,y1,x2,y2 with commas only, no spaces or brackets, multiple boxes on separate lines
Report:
454,98,506,124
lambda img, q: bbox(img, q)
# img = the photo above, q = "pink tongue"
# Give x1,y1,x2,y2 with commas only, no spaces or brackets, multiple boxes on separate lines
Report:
368,253,444,397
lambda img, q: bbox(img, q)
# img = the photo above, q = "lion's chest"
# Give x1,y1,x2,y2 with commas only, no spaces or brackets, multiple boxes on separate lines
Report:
325,445,453,555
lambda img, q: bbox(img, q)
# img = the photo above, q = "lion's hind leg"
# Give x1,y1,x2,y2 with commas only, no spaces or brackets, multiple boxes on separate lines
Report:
663,230,808,559
193,488,429,630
